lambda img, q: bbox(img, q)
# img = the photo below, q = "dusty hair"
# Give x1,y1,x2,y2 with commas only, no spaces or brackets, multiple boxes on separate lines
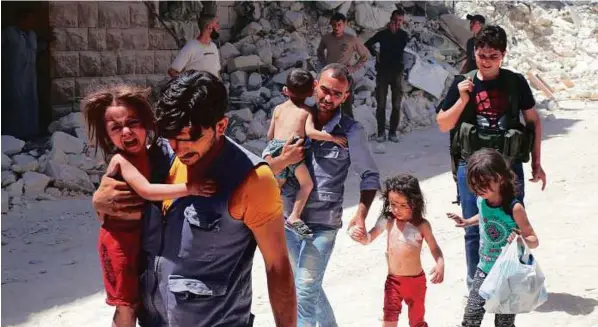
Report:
381,174,426,226
467,148,518,213
82,84,156,162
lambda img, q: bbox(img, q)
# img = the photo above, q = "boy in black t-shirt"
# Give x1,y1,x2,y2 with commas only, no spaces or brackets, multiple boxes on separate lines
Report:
436,25,547,292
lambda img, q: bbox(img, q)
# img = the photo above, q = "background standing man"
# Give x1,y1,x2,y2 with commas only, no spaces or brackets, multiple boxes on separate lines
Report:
317,13,370,118
168,15,222,79
365,9,410,143
461,14,486,74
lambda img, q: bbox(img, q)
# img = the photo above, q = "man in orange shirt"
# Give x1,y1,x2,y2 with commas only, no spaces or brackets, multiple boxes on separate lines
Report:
92,71,299,327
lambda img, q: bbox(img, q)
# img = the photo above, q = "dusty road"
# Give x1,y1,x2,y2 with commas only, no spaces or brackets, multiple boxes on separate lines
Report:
2,101,597,327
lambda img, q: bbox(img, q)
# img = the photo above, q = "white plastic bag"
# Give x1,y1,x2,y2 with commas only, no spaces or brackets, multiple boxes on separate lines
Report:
478,236,548,314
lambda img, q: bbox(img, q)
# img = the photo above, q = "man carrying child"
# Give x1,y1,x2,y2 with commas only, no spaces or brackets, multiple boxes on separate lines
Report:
268,63,381,326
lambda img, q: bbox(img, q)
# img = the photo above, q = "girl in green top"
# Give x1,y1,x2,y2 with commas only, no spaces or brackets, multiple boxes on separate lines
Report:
447,148,539,327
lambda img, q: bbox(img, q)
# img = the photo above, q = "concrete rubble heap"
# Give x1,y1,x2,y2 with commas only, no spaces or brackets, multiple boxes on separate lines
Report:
1,119,106,213
4,1,597,213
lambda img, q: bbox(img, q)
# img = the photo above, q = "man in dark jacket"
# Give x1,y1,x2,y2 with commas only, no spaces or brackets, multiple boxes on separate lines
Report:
365,9,410,143
461,14,486,74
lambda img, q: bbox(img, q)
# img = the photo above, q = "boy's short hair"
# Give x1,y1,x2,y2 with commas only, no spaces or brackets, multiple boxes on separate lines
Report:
330,13,347,23
391,8,405,18
474,25,507,52
286,68,314,100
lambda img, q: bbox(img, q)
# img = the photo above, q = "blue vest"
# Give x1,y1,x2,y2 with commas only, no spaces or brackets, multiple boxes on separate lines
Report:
281,115,355,229
139,137,264,327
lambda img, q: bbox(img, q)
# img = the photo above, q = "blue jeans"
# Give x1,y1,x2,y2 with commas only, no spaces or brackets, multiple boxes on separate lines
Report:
285,227,339,327
457,161,525,290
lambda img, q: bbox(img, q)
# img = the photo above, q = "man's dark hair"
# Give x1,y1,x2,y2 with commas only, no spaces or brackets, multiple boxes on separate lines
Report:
391,8,405,18
467,14,486,25
474,25,507,52
156,70,228,139
286,68,314,105
381,174,426,226
320,63,352,90
199,15,216,31
330,13,347,23
16,6,36,21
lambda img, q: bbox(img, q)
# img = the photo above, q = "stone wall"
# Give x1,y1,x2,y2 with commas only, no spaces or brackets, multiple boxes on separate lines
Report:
48,1,236,116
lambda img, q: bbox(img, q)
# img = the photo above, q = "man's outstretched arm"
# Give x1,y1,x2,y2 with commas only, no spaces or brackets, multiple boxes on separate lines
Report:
238,166,297,326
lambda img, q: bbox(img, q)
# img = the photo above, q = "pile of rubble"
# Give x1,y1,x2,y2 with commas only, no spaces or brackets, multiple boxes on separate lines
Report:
1,114,105,213
452,1,598,106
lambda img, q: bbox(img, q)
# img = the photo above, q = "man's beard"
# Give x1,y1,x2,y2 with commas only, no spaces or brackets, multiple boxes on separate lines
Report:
211,30,220,40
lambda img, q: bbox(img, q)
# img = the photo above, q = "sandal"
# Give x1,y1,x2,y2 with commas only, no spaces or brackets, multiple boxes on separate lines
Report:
285,220,313,239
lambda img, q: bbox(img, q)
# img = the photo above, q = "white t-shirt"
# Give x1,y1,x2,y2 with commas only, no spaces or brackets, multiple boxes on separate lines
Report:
170,40,221,78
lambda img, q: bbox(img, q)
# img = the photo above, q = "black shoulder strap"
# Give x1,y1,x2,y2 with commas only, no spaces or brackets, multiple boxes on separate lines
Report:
500,69,521,124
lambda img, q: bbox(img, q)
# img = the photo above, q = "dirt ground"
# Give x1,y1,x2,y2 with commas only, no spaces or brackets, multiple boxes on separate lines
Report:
2,101,597,327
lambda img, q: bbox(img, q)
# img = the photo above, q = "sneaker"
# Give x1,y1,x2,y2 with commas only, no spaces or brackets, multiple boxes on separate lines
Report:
388,134,400,143
376,133,386,143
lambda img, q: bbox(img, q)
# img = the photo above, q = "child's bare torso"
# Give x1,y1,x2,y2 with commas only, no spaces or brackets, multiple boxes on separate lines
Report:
386,220,424,276
272,100,311,140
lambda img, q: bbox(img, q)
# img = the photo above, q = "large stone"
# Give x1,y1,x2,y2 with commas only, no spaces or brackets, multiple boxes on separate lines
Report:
275,52,310,70
48,112,85,134
50,2,78,28
154,50,172,75
11,154,39,173
354,3,394,30
2,171,16,187
220,43,241,63
43,162,94,193
80,51,102,76
6,179,24,198
65,28,89,51
122,28,149,50
228,55,264,72
337,1,352,15
2,136,25,155
258,87,271,99
121,75,147,87
88,29,107,51
149,29,178,50
259,18,272,33
101,52,118,76
240,90,264,105
240,22,263,37
68,154,99,171
439,14,471,49
136,51,155,74
51,79,76,104
99,2,131,28
78,2,99,28
283,11,304,29
75,78,100,98
106,29,124,50
130,3,149,27
117,51,136,75
2,153,12,171
23,172,52,198
230,71,248,88
230,108,253,122
247,120,267,139
266,96,286,110
355,77,377,93
51,52,79,78
257,46,273,65
51,131,85,154
241,43,257,56
248,73,262,90
48,148,69,166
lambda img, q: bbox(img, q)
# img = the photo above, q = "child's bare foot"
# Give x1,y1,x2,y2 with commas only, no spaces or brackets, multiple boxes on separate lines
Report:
286,215,313,239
